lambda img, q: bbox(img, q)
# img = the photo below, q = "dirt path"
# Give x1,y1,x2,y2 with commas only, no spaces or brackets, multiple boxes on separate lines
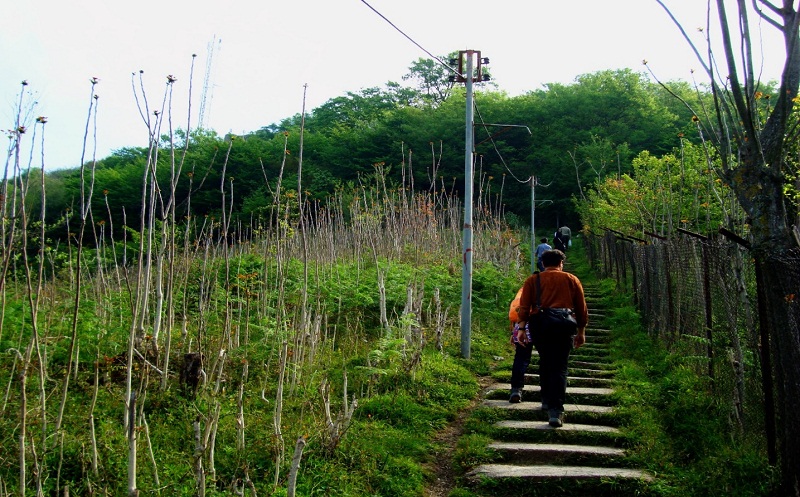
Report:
423,376,494,497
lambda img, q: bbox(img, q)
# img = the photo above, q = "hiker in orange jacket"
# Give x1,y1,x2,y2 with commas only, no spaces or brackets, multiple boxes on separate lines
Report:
509,249,588,428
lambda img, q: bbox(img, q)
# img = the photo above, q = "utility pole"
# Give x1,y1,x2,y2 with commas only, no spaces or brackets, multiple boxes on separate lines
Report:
531,176,536,274
451,50,489,359
530,175,552,274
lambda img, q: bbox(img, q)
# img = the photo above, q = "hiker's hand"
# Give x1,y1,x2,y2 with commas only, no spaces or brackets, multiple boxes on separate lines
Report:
515,325,528,346
573,330,586,349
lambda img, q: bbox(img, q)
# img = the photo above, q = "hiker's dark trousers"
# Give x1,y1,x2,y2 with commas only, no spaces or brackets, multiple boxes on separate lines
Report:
511,333,574,411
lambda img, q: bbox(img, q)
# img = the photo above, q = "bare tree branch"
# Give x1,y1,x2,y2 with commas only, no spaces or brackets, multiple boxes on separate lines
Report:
754,0,783,29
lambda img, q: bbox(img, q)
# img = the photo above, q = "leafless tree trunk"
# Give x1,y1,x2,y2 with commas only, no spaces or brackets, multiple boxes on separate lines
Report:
273,341,288,489
127,393,138,497
193,416,205,497
286,436,306,497
89,355,100,477
141,412,160,492
14,348,26,497
203,402,221,485
56,79,99,434
237,362,248,452
320,373,358,452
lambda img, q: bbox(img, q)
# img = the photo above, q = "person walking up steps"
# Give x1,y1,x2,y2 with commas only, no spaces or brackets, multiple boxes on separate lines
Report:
508,249,588,428
535,237,551,272
553,225,571,251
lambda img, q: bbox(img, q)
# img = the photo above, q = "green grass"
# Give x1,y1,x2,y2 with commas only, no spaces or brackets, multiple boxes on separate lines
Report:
599,275,776,496
1,236,775,496
0,252,522,496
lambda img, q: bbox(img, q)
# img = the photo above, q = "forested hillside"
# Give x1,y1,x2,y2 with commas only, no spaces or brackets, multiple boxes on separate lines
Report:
26,66,706,242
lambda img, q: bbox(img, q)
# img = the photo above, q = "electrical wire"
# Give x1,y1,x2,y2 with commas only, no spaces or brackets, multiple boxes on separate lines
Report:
359,0,533,185
474,101,531,184
359,0,462,78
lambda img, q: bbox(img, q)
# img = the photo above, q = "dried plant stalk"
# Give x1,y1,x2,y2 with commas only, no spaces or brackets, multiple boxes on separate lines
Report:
286,436,306,497
193,416,205,497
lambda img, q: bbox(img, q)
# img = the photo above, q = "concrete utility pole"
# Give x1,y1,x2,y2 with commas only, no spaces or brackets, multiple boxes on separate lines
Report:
530,176,552,274
453,50,489,359
531,176,537,274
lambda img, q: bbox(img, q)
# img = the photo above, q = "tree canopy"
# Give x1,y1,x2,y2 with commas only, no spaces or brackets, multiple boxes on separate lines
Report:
37,64,701,241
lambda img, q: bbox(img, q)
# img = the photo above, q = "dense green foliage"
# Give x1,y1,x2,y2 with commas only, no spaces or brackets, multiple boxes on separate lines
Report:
34,67,702,242
576,140,746,235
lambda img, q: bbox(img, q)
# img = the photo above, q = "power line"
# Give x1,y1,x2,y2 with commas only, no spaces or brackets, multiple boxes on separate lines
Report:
359,1,529,184
474,101,531,184
359,0,461,78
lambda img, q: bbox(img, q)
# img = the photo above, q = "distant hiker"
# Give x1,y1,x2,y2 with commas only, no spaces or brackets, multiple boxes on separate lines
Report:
553,230,566,251
509,249,588,428
559,226,571,247
554,225,571,251
535,237,551,272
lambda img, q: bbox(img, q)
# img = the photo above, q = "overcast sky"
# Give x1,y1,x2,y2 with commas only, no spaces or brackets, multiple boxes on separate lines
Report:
1,0,787,170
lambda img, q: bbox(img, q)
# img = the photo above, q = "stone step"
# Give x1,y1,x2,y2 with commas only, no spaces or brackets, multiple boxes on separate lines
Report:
579,342,610,349
495,419,620,434
571,347,611,358
482,400,617,426
575,344,610,354
490,419,628,447
494,372,612,387
487,442,626,466
571,367,616,378
468,463,653,482
496,357,616,380
469,274,657,492
518,350,613,362
486,383,616,407
570,357,614,368
521,349,613,365
572,360,616,370
483,399,613,415
487,383,614,397
525,374,612,387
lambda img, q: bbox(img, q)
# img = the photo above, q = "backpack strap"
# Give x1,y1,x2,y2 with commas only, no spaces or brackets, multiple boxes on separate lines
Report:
535,273,542,312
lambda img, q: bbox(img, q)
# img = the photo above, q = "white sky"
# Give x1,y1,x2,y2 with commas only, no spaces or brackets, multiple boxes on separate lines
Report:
1,0,788,170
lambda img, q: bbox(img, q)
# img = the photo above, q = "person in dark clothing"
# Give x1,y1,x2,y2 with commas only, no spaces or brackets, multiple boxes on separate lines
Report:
553,230,566,251
508,249,588,428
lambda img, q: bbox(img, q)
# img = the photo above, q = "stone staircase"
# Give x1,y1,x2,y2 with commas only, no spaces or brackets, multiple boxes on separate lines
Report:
466,287,654,495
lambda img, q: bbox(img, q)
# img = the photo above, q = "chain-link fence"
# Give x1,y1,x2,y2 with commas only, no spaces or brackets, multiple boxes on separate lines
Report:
586,230,800,463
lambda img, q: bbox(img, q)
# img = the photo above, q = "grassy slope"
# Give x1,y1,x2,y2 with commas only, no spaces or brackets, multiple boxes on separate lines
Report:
0,238,774,496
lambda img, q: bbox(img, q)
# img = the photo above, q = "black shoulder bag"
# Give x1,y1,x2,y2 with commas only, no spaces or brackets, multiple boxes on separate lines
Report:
531,273,578,335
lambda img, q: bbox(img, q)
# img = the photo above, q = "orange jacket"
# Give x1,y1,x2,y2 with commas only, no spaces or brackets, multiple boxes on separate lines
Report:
508,286,524,323
516,270,588,329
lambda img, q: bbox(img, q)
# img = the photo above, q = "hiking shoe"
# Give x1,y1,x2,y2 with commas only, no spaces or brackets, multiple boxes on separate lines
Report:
548,409,564,428
509,388,522,403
